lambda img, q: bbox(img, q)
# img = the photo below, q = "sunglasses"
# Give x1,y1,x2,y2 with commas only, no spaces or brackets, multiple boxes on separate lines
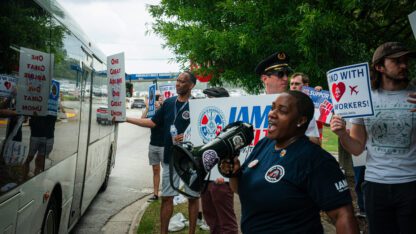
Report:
267,70,290,79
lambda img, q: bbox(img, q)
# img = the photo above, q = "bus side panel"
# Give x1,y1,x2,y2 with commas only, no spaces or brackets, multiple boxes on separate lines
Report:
80,135,111,214
15,155,76,234
0,193,19,233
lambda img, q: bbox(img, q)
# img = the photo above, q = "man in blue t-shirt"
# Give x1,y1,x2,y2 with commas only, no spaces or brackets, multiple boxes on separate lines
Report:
126,71,199,234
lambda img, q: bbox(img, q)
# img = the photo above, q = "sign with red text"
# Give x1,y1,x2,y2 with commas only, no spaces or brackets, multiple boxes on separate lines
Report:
16,47,53,116
107,52,126,121
327,62,374,118
159,84,176,100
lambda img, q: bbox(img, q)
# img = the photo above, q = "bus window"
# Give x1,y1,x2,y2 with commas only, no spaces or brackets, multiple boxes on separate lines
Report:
0,0,57,193
49,19,83,166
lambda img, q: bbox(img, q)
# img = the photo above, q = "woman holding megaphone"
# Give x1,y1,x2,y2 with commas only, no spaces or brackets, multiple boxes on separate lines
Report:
220,90,359,234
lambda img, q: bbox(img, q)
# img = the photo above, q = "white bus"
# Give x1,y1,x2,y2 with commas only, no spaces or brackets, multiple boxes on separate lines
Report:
0,0,118,233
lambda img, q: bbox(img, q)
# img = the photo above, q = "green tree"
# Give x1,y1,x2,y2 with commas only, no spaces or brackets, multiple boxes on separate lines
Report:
0,0,66,74
148,0,416,93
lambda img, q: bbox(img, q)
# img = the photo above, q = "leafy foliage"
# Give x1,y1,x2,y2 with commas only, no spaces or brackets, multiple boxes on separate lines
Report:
148,0,416,92
0,0,66,74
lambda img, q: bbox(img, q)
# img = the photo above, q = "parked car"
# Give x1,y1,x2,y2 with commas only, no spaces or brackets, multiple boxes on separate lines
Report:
131,98,146,109
96,106,110,125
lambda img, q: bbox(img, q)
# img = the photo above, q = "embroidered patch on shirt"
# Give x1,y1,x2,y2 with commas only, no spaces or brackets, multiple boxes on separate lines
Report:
182,110,190,119
265,165,285,183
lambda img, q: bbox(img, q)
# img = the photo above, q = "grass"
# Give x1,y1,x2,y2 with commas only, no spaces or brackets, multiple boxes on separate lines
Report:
137,200,210,234
321,125,339,153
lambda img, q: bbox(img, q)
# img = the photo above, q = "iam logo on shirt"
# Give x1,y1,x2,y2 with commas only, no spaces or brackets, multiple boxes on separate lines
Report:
265,165,285,183
198,106,226,143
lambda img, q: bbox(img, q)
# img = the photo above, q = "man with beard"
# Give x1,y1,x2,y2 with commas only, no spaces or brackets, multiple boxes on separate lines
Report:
331,42,416,234
126,71,199,234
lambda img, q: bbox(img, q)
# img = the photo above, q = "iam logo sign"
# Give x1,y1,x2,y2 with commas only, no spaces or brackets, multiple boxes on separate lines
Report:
198,106,226,143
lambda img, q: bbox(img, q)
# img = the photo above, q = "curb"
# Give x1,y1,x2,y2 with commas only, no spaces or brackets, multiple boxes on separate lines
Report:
128,194,152,234
102,194,151,234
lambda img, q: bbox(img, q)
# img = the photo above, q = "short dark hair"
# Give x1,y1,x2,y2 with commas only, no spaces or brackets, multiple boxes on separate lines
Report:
291,72,309,84
183,71,197,84
285,90,314,132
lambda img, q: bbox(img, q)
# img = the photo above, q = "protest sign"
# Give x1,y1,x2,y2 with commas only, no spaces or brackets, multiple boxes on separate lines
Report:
48,80,60,116
189,94,277,162
16,47,53,116
107,52,126,121
301,86,333,124
147,84,156,117
159,84,176,100
0,74,17,98
327,62,374,118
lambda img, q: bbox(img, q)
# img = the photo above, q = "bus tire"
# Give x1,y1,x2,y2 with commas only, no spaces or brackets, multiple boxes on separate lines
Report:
100,148,113,192
41,196,60,234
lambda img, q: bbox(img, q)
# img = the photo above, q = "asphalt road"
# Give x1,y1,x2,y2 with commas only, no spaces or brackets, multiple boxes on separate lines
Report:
71,108,153,234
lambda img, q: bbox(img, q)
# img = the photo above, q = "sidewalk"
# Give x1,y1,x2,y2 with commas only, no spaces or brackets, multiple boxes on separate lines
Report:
102,194,151,234
103,193,336,234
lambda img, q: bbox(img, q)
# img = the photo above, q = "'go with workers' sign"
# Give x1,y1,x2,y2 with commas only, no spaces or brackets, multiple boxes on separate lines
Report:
327,62,374,118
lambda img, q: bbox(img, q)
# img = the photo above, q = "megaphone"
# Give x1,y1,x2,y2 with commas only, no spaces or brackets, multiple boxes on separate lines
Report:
171,121,254,193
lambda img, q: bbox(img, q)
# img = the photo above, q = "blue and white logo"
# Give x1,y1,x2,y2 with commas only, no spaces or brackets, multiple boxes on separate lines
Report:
198,106,226,143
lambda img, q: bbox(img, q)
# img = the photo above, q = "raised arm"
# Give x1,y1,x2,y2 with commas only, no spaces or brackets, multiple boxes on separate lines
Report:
126,117,156,128
326,204,359,234
330,115,367,156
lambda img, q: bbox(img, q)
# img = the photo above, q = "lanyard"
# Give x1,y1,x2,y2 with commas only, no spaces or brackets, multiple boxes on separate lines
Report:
173,98,188,124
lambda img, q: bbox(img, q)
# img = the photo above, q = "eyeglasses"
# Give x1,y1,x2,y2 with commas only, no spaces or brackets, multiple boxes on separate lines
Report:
290,82,302,86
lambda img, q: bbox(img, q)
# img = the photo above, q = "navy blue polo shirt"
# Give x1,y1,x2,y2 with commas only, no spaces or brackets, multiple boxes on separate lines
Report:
148,108,164,147
151,96,190,163
238,136,351,233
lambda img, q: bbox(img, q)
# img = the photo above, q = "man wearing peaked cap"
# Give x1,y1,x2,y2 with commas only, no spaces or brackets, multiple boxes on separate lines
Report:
256,51,321,145
255,51,293,94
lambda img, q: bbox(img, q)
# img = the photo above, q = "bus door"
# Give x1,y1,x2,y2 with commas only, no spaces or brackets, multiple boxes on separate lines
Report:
68,59,93,228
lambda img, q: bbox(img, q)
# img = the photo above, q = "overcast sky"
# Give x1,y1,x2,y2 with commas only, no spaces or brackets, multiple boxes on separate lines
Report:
57,0,181,74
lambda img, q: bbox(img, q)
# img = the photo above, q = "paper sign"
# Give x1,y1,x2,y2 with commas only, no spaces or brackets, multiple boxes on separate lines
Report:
409,11,416,40
48,80,60,116
147,84,156,117
159,84,176,100
16,47,53,116
107,52,126,121
326,63,374,118
302,86,333,124
0,74,17,98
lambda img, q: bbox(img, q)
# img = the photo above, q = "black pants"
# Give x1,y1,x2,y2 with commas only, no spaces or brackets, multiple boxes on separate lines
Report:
363,180,416,234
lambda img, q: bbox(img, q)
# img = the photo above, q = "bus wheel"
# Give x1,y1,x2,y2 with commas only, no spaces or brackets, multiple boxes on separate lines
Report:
42,196,59,234
100,149,112,192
